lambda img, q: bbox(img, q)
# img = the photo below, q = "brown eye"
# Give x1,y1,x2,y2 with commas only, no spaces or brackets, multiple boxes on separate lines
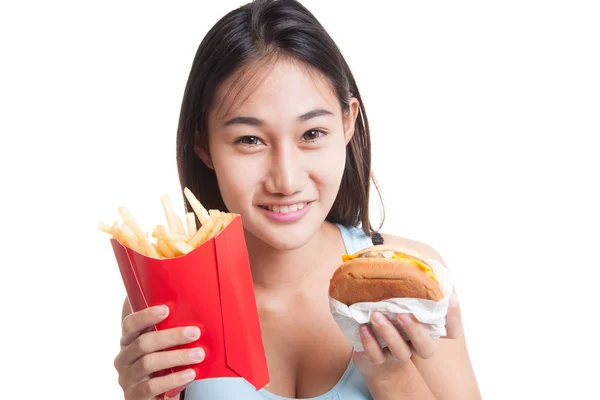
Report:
301,130,326,142
235,136,262,146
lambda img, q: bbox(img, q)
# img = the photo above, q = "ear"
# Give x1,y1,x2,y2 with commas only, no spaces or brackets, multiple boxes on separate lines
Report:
194,129,214,169
343,97,360,145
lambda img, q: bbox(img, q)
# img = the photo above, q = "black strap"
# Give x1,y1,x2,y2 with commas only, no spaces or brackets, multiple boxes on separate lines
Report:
371,231,384,245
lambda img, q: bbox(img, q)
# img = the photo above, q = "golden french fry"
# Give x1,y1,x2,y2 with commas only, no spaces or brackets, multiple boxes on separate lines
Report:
186,212,197,236
101,188,238,259
187,218,215,247
122,225,145,254
109,221,125,244
97,222,113,234
157,238,176,258
154,225,183,256
153,243,165,259
184,187,210,225
161,195,186,235
118,206,160,258
208,218,224,239
170,232,190,242
174,241,195,255
222,212,235,224
154,228,188,242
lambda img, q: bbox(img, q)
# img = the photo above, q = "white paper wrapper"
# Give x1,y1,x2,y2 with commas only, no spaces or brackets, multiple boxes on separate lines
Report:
329,259,453,351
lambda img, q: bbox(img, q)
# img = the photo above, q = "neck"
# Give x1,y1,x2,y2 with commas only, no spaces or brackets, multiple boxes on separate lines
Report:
244,222,342,292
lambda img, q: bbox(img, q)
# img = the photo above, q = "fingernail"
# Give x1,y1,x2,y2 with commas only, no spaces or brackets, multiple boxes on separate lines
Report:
153,305,168,317
397,313,413,325
359,325,371,338
372,312,387,326
449,294,459,308
190,347,205,362
181,369,195,381
184,326,201,339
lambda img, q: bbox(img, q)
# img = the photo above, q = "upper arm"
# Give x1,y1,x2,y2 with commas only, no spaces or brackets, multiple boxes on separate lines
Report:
380,233,482,399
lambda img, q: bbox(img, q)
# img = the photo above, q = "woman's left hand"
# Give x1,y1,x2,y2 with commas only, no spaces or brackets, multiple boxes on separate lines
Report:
353,291,463,380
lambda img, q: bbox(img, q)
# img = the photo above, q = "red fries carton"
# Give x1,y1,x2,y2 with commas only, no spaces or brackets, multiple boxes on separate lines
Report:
110,215,269,390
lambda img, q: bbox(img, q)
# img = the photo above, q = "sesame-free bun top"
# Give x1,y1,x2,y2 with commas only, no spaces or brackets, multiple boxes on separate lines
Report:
329,245,443,306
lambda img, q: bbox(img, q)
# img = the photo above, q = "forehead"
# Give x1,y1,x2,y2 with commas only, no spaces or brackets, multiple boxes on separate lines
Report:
210,57,341,125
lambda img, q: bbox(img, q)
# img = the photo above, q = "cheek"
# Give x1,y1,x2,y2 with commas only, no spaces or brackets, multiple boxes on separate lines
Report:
311,141,347,190
211,152,261,212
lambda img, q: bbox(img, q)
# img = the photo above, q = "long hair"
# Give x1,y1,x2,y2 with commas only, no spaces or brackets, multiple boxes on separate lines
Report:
176,0,384,235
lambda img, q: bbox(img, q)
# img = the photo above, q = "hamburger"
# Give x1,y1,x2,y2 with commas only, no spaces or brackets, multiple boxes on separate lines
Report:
329,245,443,306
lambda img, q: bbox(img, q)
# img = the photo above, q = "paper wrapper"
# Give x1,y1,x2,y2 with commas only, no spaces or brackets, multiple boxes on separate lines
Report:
110,215,269,390
329,259,453,351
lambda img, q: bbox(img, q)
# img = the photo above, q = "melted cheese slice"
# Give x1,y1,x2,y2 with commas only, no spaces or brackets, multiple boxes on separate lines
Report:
342,251,437,282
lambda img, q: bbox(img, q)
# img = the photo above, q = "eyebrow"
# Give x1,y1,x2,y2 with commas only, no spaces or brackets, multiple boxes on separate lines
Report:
222,108,334,127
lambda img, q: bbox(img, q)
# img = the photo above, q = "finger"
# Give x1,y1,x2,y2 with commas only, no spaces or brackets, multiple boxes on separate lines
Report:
118,326,201,369
121,305,170,347
370,312,412,362
443,292,463,339
130,369,196,399
130,347,205,382
396,313,437,359
359,324,386,365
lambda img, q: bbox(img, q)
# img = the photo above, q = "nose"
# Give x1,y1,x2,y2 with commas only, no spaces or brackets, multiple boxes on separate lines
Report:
264,144,306,196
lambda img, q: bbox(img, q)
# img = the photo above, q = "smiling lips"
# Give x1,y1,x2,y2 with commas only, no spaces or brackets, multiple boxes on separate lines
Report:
258,202,311,222
260,202,307,214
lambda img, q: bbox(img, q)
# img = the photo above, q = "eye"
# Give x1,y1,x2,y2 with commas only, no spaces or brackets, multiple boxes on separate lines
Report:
301,129,326,142
235,136,263,147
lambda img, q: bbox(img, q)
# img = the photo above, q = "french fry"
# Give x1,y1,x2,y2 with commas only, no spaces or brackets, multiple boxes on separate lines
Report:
122,225,145,254
161,195,186,235
222,212,235,224
153,243,165,259
174,242,195,255
100,187,237,259
157,238,176,258
186,212,197,236
187,218,215,247
118,206,160,258
208,218,224,239
154,225,182,256
110,221,125,245
184,187,210,225
169,232,190,242
97,222,113,234
153,227,188,243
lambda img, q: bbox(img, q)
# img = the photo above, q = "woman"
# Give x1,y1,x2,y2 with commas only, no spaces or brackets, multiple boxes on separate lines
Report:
113,1,481,399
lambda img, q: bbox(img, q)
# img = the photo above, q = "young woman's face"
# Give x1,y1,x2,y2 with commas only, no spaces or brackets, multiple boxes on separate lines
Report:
199,58,358,250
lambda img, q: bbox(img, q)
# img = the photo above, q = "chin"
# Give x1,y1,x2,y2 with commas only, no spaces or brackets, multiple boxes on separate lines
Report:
262,230,314,251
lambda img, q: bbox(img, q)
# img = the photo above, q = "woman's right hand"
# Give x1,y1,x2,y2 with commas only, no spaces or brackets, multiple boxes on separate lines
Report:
114,304,205,399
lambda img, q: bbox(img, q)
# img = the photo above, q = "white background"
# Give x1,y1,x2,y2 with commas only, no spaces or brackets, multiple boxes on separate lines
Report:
1,1,598,398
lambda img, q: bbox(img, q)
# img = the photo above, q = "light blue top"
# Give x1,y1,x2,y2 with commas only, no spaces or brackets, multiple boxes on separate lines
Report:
184,224,374,400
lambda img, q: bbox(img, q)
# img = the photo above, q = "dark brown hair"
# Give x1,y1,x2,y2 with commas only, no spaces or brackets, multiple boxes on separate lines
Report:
176,0,384,235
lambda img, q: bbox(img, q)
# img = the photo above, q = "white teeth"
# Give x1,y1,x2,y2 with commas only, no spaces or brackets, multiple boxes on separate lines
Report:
266,202,306,213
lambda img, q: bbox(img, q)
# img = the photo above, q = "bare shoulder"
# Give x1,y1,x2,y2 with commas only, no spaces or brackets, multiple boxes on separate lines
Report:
379,233,447,266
